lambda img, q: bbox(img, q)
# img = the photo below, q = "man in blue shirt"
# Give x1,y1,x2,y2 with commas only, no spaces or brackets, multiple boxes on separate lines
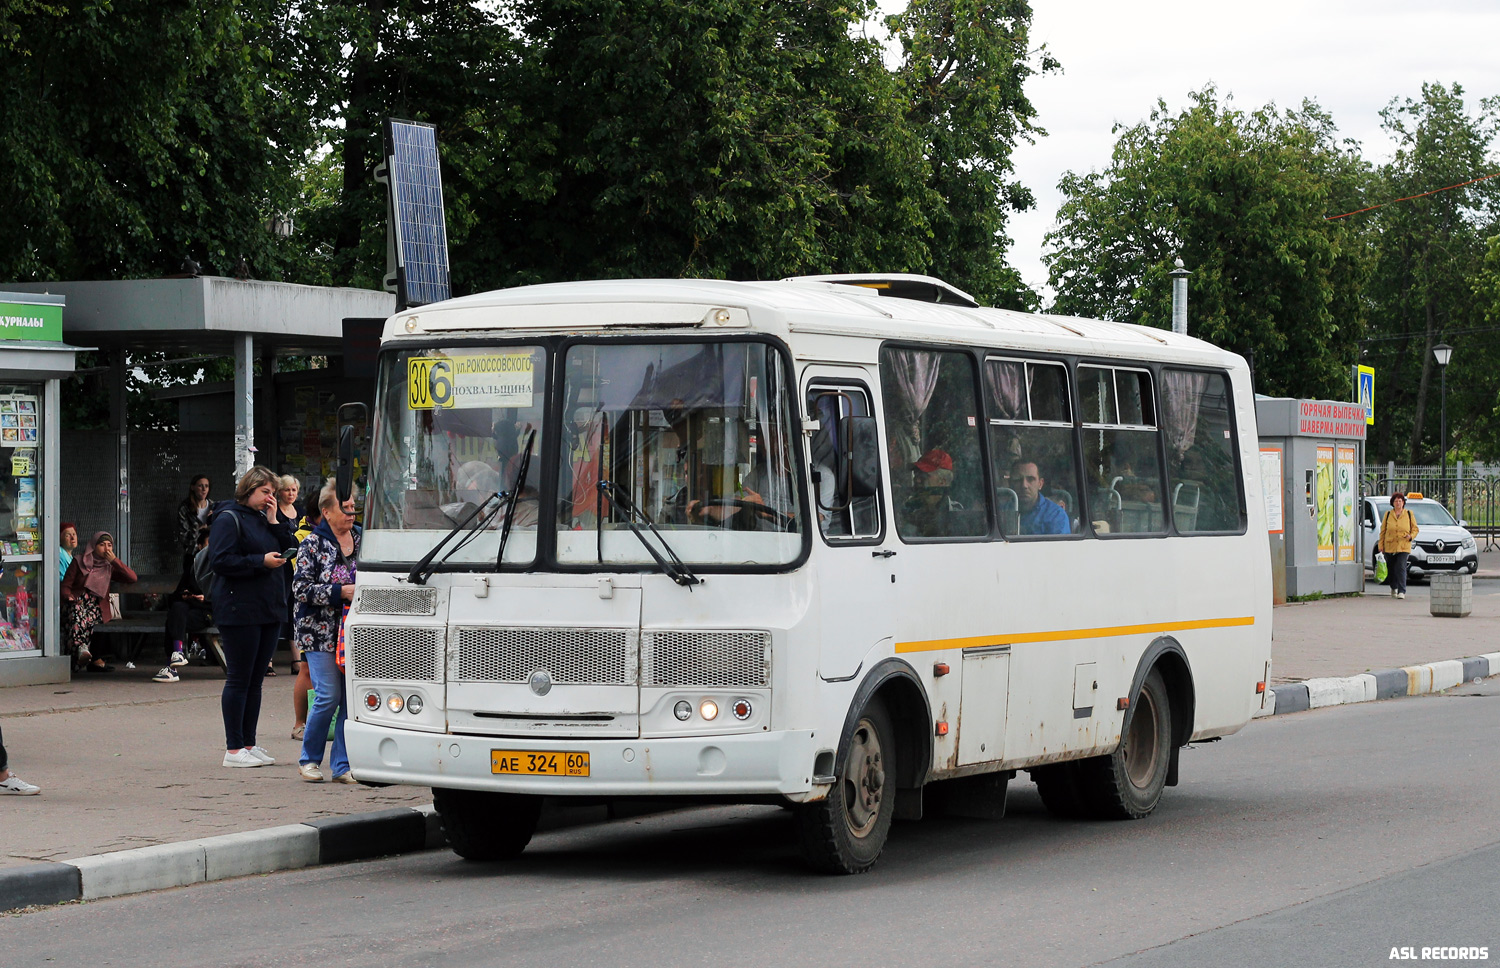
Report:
1011,459,1070,535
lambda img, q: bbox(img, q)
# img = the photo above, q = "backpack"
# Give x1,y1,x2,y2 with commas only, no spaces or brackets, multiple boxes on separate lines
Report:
194,501,241,598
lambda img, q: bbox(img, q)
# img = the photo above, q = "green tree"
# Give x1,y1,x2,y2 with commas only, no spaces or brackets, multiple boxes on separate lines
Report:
1044,87,1372,399
1360,83,1500,464
0,0,318,282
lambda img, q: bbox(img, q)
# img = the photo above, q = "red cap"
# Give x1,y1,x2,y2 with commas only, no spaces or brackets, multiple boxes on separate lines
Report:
913,448,953,473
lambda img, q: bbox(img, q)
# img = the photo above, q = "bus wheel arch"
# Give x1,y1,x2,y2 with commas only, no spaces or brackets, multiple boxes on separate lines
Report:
846,658,931,808
1132,636,1196,786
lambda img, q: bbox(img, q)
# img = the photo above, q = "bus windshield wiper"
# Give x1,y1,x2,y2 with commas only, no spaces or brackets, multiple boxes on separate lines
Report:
406,491,505,585
596,480,701,588
495,430,536,571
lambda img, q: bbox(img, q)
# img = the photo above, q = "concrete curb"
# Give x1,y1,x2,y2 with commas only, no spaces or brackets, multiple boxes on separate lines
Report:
1254,651,1500,720
1,803,447,912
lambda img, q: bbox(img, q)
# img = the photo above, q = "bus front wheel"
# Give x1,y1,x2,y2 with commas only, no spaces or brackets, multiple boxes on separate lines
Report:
796,699,896,874
432,787,542,861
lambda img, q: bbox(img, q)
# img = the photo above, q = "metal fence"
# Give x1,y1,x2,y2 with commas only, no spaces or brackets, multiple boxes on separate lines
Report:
1360,470,1500,551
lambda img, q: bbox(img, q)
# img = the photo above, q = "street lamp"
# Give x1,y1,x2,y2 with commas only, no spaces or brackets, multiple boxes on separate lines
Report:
1433,342,1453,505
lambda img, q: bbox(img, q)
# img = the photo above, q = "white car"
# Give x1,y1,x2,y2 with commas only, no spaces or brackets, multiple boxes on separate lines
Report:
1362,494,1479,579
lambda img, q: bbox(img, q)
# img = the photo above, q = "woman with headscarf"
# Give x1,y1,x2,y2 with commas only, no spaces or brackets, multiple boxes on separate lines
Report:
61,530,138,673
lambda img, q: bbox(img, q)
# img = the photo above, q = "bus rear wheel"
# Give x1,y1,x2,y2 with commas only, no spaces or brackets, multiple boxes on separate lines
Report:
1079,668,1173,819
432,787,543,861
796,699,895,874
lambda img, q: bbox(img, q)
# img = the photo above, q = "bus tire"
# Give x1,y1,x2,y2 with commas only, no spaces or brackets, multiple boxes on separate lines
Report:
1081,669,1173,819
432,787,543,861
1031,761,1090,818
796,699,895,874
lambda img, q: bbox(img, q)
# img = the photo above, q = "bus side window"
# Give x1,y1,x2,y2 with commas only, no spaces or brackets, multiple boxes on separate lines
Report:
986,357,1081,537
1080,365,1165,535
1160,369,1245,533
880,347,987,541
807,386,882,540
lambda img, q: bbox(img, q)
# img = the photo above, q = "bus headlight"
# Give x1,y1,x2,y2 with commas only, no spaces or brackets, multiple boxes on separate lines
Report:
387,694,405,713
363,691,381,711
674,701,692,721
699,700,719,721
407,694,424,715
731,699,752,720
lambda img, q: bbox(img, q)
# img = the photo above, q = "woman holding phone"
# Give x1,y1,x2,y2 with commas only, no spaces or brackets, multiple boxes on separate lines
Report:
209,465,296,768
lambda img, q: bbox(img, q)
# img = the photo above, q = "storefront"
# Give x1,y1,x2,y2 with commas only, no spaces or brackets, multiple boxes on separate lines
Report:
0,291,81,686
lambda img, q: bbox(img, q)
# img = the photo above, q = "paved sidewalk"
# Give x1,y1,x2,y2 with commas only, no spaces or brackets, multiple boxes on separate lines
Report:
3,551,1498,900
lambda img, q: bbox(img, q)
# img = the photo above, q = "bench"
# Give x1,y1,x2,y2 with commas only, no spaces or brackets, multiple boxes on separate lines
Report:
90,614,222,667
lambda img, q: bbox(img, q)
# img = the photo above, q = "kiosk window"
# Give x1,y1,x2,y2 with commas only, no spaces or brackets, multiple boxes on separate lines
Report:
880,347,987,540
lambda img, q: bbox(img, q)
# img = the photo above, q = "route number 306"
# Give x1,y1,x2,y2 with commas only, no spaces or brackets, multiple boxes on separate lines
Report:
407,357,452,410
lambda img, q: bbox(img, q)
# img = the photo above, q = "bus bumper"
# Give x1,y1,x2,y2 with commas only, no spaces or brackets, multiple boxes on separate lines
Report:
344,719,819,797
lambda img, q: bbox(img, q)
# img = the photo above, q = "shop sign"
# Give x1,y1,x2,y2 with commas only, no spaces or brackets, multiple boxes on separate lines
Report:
0,301,62,342
1297,400,1366,439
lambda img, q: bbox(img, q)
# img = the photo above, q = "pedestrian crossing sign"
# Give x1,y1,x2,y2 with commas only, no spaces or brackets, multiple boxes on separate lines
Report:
1357,365,1374,426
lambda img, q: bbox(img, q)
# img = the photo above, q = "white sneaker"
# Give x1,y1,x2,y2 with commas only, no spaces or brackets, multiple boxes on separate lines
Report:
152,667,179,683
223,749,262,768
169,651,188,668
248,746,275,765
0,774,40,795
298,762,324,782
1397,591,1406,599
1390,587,1397,597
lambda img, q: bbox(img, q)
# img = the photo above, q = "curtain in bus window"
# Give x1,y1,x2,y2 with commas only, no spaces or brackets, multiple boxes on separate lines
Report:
1161,369,1242,532
985,359,1025,420
882,348,987,540
885,349,941,464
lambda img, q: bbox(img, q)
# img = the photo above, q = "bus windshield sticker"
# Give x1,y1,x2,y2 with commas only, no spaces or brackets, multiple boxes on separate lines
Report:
407,353,534,410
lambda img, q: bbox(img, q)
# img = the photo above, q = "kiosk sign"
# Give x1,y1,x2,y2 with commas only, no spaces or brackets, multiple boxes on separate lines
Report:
1297,401,1366,439
0,301,62,342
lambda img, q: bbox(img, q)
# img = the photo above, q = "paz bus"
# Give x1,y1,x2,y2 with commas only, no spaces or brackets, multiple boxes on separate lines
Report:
341,273,1271,874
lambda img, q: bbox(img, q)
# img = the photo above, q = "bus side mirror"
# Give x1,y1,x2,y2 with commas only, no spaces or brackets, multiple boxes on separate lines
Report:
848,416,880,499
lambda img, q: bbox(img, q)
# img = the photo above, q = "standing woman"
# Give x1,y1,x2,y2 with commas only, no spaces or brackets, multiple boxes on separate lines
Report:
268,475,302,678
293,481,359,783
211,466,295,768
61,531,137,673
177,476,212,554
1377,491,1419,600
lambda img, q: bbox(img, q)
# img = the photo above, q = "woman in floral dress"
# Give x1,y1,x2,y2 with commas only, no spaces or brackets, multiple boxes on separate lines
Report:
293,481,360,783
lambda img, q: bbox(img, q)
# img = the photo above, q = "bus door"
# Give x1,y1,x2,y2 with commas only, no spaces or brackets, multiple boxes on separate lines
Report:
804,371,894,682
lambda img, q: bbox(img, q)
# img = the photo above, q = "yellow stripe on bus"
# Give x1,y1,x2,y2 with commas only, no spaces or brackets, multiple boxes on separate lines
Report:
894,616,1255,654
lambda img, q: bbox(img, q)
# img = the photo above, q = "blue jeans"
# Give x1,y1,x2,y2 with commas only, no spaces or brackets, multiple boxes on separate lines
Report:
300,651,348,777
220,622,280,750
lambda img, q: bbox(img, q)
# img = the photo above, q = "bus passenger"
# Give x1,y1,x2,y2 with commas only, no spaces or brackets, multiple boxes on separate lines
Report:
1011,460,1070,535
903,448,961,537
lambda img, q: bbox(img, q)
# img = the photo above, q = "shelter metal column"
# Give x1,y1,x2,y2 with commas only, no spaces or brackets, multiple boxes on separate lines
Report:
43,377,60,658
110,347,129,562
234,334,255,476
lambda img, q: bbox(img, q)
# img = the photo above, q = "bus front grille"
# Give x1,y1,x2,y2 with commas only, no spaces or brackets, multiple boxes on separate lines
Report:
642,630,770,688
356,586,439,616
453,627,637,684
348,626,442,682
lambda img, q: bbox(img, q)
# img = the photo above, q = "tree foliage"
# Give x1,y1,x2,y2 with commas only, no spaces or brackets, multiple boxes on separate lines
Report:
1359,83,1500,464
1044,87,1372,400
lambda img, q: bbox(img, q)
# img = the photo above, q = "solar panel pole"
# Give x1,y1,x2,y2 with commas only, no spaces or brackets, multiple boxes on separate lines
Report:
233,333,255,475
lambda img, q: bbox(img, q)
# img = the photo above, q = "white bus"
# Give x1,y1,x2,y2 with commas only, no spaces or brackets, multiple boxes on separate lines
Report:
343,274,1271,874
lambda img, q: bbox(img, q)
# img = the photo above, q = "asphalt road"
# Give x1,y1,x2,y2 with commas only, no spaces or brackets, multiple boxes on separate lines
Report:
7,681,1500,968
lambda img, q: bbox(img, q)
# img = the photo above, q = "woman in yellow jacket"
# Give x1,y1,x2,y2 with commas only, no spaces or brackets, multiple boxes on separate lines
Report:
1377,492,1419,599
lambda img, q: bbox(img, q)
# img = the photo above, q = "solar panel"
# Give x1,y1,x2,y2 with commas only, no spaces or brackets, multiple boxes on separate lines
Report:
384,119,452,308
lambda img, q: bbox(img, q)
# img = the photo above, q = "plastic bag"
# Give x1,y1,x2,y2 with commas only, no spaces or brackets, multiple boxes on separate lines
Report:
1374,552,1388,583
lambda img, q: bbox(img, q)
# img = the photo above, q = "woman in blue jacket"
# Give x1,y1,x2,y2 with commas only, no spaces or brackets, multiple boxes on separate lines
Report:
209,466,295,768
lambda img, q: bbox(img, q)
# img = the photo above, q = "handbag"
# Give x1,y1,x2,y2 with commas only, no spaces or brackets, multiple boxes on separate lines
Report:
1374,553,1388,583
106,592,122,623
335,603,350,671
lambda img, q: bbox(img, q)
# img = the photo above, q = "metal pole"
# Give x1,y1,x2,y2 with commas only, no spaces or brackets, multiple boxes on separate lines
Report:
1169,258,1190,336
233,334,255,476
1440,362,1448,507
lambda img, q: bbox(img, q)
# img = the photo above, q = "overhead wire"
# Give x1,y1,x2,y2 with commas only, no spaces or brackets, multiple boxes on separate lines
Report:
1325,171,1500,220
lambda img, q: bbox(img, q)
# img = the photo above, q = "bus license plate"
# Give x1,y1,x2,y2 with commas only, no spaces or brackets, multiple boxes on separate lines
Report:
1427,554,1455,564
491,750,590,777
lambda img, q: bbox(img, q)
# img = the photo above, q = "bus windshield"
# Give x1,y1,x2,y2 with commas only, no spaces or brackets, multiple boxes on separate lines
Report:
364,344,547,567
556,340,804,566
